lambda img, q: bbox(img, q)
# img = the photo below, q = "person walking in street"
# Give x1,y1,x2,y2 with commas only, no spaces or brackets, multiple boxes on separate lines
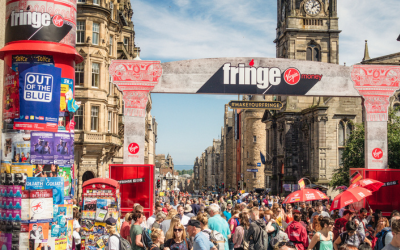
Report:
286,210,309,250
105,218,120,250
149,228,165,250
233,212,250,250
164,222,192,250
247,208,276,250
120,213,132,241
208,203,231,250
177,205,191,225
184,204,196,218
310,202,330,224
197,212,212,240
130,211,145,250
187,220,217,250
307,216,335,250
224,203,233,222
382,218,400,250
284,204,294,224
333,221,371,250
161,209,178,235
152,212,166,230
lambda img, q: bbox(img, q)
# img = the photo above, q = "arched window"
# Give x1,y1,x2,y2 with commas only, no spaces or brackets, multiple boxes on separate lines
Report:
338,120,353,166
306,42,321,62
82,171,95,183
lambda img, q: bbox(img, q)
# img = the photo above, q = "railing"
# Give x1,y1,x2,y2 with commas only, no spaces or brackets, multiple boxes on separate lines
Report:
74,131,121,145
303,19,323,26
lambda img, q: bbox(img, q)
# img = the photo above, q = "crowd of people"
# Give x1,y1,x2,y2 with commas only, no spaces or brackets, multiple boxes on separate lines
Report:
74,192,400,250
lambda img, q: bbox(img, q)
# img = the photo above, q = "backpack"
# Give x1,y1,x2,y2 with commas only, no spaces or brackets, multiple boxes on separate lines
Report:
375,228,391,250
111,234,131,250
241,228,249,250
250,222,269,250
206,230,226,250
141,228,153,248
270,229,289,248
340,231,365,248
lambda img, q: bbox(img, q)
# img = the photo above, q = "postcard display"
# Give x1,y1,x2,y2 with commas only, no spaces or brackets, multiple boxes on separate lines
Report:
1,55,78,250
80,183,121,250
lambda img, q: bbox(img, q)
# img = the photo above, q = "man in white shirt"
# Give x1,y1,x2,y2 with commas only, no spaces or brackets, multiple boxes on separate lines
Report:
177,205,190,226
146,204,163,229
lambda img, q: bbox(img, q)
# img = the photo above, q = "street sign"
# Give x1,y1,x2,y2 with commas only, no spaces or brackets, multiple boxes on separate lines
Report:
228,101,283,110
257,162,261,167
247,169,258,172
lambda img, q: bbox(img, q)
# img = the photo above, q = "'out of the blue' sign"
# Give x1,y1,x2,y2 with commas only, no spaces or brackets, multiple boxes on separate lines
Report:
24,73,53,102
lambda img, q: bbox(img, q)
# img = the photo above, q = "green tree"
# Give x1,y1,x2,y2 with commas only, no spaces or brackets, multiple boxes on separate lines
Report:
330,108,400,188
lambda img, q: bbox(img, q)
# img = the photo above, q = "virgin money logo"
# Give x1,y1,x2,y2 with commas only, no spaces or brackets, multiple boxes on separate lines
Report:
52,15,64,27
284,68,300,85
372,148,383,159
128,143,139,155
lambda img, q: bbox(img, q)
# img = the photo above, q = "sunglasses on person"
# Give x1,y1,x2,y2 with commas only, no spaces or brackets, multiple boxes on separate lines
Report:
174,228,183,232
278,242,295,248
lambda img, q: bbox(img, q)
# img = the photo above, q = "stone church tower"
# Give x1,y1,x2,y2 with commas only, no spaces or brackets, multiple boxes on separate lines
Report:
262,0,363,194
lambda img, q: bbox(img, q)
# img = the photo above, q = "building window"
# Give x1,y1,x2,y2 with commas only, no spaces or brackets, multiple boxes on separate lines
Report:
338,121,353,166
77,21,85,43
75,63,84,86
91,63,100,87
123,37,129,50
109,74,113,95
77,0,85,3
93,0,99,5
91,106,99,131
253,135,257,143
92,23,99,45
110,2,114,19
253,172,257,178
75,106,83,130
109,36,113,56
108,111,112,133
306,43,320,62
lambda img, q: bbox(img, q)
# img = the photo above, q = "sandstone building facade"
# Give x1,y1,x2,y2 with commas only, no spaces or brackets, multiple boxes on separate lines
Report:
73,0,156,197
262,0,363,194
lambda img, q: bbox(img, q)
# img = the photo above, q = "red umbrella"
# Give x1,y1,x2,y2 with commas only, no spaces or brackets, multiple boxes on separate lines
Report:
330,187,372,211
283,189,328,204
349,178,384,192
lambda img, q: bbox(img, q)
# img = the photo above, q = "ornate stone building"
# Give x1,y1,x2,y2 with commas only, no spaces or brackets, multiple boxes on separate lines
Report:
222,105,236,189
73,0,157,197
262,0,362,194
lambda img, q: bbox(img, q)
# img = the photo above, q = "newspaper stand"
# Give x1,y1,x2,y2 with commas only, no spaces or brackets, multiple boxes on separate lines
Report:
80,178,121,250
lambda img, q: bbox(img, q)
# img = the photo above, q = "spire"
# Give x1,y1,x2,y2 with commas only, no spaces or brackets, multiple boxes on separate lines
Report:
362,40,370,61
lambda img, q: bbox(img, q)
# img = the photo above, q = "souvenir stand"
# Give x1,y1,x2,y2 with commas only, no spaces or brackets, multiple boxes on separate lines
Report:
80,178,121,250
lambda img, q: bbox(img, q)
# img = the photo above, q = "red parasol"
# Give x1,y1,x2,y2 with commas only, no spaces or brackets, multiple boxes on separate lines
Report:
349,178,384,192
330,187,373,211
283,188,328,204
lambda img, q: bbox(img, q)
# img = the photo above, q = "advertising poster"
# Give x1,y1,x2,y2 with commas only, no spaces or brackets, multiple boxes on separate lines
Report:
26,177,64,205
3,69,19,121
60,78,80,113
28,222,49,241
54,133,71,165
33,164,58,178
12,163,34,186
1,163,11,173
58,166,72,197
31,132,54,164
14,64,61,132
29,189,53,221
20,223,30,250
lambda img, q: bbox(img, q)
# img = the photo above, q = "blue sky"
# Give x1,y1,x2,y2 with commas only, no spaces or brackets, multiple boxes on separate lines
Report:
131,0,400,165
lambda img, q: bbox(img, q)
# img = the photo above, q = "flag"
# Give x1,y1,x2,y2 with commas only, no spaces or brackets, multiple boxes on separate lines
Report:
350,171,363,184
260,152,266,164
298,178,305,190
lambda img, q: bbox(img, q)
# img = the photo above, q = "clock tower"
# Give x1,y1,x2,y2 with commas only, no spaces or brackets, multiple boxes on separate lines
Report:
264,0,363,195
275,0,339,63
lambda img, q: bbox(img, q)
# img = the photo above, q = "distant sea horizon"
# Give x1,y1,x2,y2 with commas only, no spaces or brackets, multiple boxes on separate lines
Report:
174,165,193,171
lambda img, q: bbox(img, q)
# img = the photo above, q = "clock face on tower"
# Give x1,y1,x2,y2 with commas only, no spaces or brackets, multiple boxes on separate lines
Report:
304,0,321,15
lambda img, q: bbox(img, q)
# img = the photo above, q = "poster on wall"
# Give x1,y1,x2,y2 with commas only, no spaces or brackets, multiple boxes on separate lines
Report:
60,78,80,113
58,166,72,198
14,64,61,132
30,132,54,164
1,132,32,163
26,177,64,205
54,133,71,165
3,68,19,121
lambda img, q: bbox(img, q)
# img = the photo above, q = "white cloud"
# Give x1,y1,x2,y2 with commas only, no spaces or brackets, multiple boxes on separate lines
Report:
338,0,400,65
131,0,276,62
172,0,189,8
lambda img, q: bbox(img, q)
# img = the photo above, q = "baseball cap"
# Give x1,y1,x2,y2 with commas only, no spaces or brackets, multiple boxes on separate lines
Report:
105,217,117,226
